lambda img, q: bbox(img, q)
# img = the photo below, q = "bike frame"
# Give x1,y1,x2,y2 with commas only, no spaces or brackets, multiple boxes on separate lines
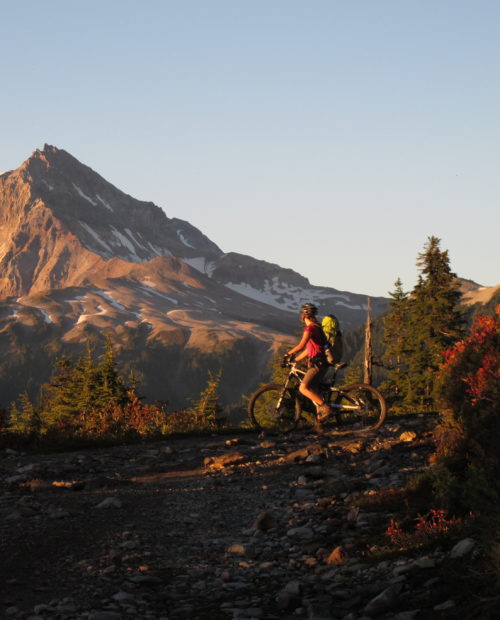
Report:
279,362,361,413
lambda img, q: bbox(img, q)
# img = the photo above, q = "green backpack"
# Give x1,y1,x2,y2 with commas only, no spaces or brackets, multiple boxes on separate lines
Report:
321,314,343,365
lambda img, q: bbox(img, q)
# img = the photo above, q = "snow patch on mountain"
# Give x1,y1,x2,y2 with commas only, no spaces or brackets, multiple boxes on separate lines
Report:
177,230,195,248
336,300,367,311
99,290,126,311
13,299,54,324
226,282,296,312
79,221,113,256
73,183,98,206
76,305,108,325
95,194,113,211
66,295,88,303
125,228,148,252
110,226,139,256
183,257,216,277
225,278,364,314
36,307,54,324
137,283,178,304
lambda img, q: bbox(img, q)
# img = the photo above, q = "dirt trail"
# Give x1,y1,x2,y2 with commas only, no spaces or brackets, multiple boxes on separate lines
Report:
0,418,494,619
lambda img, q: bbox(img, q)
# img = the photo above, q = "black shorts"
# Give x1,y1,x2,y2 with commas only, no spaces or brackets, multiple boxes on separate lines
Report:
302,364,327,391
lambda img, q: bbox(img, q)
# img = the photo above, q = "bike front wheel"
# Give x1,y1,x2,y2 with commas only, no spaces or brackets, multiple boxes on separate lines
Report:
248,383,301,433
334,383,387,430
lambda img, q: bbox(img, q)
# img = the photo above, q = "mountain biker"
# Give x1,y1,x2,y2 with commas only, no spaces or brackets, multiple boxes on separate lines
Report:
285,303,332,431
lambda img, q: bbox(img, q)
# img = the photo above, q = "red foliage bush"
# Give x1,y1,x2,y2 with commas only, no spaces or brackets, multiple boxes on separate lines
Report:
440,307,500,412
431,306,500,512
386,508,465,549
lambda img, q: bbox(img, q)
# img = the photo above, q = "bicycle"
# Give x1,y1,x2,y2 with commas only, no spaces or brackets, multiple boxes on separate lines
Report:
247,356,387,433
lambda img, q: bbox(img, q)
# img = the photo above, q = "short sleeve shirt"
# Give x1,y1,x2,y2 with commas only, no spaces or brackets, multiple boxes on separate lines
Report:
304,322,326,359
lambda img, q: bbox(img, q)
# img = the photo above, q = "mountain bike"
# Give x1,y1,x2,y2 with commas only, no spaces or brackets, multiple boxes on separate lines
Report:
247,357,387,433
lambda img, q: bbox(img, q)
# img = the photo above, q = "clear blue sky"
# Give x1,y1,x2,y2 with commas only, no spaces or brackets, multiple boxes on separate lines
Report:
1,0,498,297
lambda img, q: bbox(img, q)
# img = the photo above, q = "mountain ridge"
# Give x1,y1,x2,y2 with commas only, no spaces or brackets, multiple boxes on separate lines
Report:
0,145,390,409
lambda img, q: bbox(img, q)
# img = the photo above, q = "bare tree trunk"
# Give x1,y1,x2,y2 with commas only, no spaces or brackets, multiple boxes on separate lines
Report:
364,297,372,385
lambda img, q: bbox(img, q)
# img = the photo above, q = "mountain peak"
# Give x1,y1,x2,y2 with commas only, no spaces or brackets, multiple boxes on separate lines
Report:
0,146,223,297
20,144,76,179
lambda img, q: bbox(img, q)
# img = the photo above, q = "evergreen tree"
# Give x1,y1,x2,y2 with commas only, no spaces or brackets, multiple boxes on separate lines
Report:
9,392,41,435
95,338,129,407
381,278,410,405
40,356,80,425
73,342,99,413
40,341,133,429
405,237,464,410
192,370,223,427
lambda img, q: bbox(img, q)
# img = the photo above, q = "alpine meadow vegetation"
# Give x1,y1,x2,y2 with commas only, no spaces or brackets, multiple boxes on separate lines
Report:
2,341,228,447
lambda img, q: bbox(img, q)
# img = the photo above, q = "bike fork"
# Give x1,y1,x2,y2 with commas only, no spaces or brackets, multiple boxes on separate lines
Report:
275,379,292,410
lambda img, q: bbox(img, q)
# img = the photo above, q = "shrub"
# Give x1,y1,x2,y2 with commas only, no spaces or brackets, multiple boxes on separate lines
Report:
429,306,500,514
385,508,468,549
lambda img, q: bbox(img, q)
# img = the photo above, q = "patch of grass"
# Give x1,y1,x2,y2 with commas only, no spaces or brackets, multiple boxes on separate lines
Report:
353,488,407,513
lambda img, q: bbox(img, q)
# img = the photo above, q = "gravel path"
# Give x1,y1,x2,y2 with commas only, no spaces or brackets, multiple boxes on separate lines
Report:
0,417,493,619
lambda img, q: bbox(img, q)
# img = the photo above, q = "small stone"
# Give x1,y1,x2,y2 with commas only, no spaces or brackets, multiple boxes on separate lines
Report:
203,452,244,469
295,488,315,500
17,463,37,473
449,538,476,559
285,448,310,463
245,608,264,618
253,511,274,531
96,497,123,509
26,479,52,491
393,562,415,576
433,600,455,611
260,440,276,448
364,583,403,616
276,580,302,610
227,543,246,556
393,611,420,620
88,612,122,620
415,556,436,569
346,506,360,526
129,574,161,585
33,604,53,614
111,591,135,602
5,474,26,484
286,526,314,541
325,546,348,566
305,454,322,464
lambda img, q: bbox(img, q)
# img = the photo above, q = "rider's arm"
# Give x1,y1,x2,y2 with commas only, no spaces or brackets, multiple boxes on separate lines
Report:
287,329,309,357
294,349,308,362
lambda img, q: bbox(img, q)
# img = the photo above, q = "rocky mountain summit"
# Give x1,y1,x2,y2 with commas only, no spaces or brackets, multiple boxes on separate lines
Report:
0,145,386,323
0,418,489,620
0,146,387,408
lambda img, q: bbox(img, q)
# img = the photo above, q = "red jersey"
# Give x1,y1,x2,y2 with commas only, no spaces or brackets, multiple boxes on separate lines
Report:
304,322,326,362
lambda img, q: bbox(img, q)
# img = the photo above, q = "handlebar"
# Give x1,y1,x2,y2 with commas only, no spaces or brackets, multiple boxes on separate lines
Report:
281,354,296,368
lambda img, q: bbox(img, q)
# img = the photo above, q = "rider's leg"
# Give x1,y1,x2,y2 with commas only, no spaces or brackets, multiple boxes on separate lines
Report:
300,366,331,433
300,366,331,417
299,367,324,406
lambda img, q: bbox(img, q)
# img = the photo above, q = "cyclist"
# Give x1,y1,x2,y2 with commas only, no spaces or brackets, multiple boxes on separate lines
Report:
286,303,332,431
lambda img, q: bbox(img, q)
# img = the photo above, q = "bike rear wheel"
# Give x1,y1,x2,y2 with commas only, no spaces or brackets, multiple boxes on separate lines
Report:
334,383,387,430
248,383,301,433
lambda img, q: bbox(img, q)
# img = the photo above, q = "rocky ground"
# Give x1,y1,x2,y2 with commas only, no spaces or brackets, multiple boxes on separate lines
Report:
0,416,496,620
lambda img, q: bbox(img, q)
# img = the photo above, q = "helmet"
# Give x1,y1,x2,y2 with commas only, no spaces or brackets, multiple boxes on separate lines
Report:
300,303,318,318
